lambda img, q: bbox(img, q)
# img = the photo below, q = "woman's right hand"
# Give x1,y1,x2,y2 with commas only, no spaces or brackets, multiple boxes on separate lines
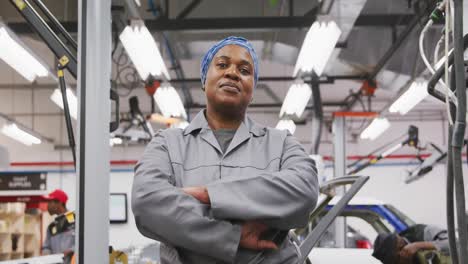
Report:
239,221,278,251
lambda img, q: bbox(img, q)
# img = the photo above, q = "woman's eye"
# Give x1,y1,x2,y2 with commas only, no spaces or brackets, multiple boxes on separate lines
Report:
240,68,251,75
217,63,227,68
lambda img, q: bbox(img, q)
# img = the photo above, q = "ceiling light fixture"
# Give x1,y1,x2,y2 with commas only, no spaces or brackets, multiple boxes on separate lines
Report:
1,123,42,146
119,22,170,81
389,81,428,115
279,83,312,119
360,117,390,141
154,84,187,119
0,24,49,82
293,21,341,77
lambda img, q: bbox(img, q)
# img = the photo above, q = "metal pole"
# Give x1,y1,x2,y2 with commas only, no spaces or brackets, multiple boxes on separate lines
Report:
76,0,111,263
332,116,347,248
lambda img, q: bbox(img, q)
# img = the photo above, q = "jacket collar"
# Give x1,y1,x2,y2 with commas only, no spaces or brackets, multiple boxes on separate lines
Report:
183,110,266,137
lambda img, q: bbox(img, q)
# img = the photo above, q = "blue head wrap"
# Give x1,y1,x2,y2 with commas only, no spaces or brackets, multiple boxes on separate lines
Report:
200,36,259,88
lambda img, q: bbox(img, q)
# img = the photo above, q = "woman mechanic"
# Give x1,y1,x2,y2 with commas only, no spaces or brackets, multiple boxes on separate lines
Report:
132,36,319,264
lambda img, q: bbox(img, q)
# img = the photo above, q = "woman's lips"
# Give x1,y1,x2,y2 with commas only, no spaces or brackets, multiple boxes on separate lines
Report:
221,85,240,93
220,83,240,93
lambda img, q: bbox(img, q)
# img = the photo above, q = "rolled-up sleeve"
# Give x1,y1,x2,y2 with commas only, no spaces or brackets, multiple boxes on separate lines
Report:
207,134,318,230
132,131,242,263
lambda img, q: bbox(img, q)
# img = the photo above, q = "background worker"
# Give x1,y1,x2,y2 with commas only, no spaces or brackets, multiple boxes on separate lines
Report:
41,189,75,256
372,224,450,264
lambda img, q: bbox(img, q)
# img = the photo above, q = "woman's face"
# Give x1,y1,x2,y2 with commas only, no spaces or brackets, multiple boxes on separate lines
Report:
204,45,254,117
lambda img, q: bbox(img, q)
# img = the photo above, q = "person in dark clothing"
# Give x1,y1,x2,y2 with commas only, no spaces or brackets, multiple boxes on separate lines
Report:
372,224,450,264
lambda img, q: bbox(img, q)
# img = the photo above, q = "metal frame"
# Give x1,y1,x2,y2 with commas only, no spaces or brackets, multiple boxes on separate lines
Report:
9,0,77,78
6,14,439,34
176,0,203,19
298,176,370,264
169,75,365,84
332,115,347,248
109,193,128,224
76,0,111,263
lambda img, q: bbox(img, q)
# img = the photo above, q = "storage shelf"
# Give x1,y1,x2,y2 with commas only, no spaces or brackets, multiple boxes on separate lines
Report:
0,203,42,261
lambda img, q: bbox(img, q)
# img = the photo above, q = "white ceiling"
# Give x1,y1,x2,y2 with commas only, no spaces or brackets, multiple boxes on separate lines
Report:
0,0,452,152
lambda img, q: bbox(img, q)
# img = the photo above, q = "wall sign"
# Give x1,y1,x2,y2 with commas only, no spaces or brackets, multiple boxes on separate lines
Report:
0,172,47,191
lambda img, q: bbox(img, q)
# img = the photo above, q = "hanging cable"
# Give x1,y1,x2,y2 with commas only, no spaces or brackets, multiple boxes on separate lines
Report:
444,0,454,125
418,0,457,125
450,0,468,262
433,33,445,66
446,105,459,264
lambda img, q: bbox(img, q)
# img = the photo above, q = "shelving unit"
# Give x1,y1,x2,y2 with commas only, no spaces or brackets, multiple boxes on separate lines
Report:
0,203,42,260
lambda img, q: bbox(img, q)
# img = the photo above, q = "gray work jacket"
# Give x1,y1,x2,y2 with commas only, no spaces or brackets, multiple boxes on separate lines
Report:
42,218,75,255
132,110,319,264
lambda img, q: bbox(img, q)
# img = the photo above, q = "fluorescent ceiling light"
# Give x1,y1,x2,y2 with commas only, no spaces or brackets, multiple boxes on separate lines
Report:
293,21,341,77
279,83,312,119
360,118,390,141
276,119,296,135
119,23,170,81
1,123,41,146
389,81,428,115
0,25,49,82
154,84,187,119
50,88,78,120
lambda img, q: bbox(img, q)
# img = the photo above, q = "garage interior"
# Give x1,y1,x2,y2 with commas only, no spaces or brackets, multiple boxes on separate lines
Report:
0,0,466,263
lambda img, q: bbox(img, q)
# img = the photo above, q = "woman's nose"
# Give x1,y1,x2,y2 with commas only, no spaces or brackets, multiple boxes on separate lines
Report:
224,65,240,80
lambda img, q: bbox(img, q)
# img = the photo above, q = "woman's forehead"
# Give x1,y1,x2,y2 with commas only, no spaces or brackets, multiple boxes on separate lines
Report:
213,45,253,64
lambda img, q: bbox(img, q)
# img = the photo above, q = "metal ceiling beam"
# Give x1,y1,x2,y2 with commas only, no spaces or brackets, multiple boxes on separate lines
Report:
169,75,365,84
144,16,317,31
6,14,435,34
0,75,364,90
176,0,203,19
190,102,345,108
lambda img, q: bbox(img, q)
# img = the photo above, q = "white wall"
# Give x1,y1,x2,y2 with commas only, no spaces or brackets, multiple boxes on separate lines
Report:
108,171,154,250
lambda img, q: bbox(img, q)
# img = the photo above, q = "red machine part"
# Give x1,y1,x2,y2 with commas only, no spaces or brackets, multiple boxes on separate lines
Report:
360,80,377,96
145,79,160,96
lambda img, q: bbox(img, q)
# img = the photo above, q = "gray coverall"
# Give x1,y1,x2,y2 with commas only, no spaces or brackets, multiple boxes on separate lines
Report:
132,110,319,264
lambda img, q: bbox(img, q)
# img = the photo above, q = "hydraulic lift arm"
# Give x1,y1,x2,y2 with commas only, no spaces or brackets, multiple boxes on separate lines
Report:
9,0,120,166
10,0,77,78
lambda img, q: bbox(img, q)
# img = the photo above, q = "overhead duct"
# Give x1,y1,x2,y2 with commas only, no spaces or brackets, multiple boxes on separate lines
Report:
320,0,368,75
337,0,442,89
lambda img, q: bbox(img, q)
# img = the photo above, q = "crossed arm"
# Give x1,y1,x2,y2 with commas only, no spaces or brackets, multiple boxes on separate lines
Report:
132,132,318,262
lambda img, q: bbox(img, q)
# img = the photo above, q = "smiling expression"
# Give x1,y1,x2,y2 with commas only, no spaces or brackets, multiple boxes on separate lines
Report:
204,45,255,116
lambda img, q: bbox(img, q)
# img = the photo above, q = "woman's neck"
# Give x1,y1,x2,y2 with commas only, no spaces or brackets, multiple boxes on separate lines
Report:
205,107,244,130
